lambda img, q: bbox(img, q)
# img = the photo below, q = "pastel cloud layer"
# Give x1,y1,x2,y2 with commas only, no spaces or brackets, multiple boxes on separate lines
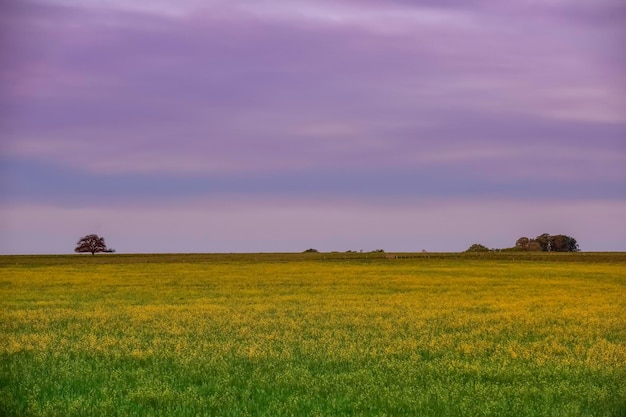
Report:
1,0,624,253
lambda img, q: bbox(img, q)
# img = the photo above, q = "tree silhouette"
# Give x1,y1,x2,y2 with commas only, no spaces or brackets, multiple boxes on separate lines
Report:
514,233,580,252
75,234,108,255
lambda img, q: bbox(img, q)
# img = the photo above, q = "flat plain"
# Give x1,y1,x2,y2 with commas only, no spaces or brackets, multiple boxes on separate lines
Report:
1,252,625,416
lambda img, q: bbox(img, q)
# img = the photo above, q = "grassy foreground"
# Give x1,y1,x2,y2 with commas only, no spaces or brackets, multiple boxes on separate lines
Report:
1,252,625,416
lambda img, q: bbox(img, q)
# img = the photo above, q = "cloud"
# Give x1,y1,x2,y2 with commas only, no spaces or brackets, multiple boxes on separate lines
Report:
1,0,624,253
3,1,624,176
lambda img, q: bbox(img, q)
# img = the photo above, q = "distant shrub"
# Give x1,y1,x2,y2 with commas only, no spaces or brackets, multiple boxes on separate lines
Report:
303,248,319,253
465,243,490,252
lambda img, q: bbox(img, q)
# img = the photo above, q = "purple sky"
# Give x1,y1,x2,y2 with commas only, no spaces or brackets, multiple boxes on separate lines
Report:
1,0,625,254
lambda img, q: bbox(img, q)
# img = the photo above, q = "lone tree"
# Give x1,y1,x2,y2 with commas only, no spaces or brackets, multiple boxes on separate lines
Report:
75,234,109,255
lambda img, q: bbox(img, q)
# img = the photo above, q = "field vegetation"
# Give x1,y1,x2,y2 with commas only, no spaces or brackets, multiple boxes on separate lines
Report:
1,252,625,416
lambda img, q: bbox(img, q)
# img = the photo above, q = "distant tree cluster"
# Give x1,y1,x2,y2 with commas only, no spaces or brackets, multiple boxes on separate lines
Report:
515,233,579,252
466,233,580,253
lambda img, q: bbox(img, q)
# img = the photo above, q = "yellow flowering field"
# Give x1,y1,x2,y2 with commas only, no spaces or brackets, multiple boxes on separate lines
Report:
1,253,625,416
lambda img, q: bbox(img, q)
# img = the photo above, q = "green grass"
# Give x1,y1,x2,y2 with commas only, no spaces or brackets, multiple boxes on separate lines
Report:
1,252,625,416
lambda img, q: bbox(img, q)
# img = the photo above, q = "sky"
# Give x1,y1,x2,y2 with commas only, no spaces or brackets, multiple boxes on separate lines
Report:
1,0,625,254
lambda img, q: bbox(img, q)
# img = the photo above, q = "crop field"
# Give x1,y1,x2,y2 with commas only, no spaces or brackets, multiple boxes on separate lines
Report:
1,252,625,416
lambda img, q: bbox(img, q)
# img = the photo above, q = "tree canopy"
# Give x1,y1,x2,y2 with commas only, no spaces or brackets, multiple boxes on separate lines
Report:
514,233,579,252
467,233,579,253
75,234,110,255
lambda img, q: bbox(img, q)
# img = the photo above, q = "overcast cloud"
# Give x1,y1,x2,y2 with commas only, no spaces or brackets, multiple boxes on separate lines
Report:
1,0,624,253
